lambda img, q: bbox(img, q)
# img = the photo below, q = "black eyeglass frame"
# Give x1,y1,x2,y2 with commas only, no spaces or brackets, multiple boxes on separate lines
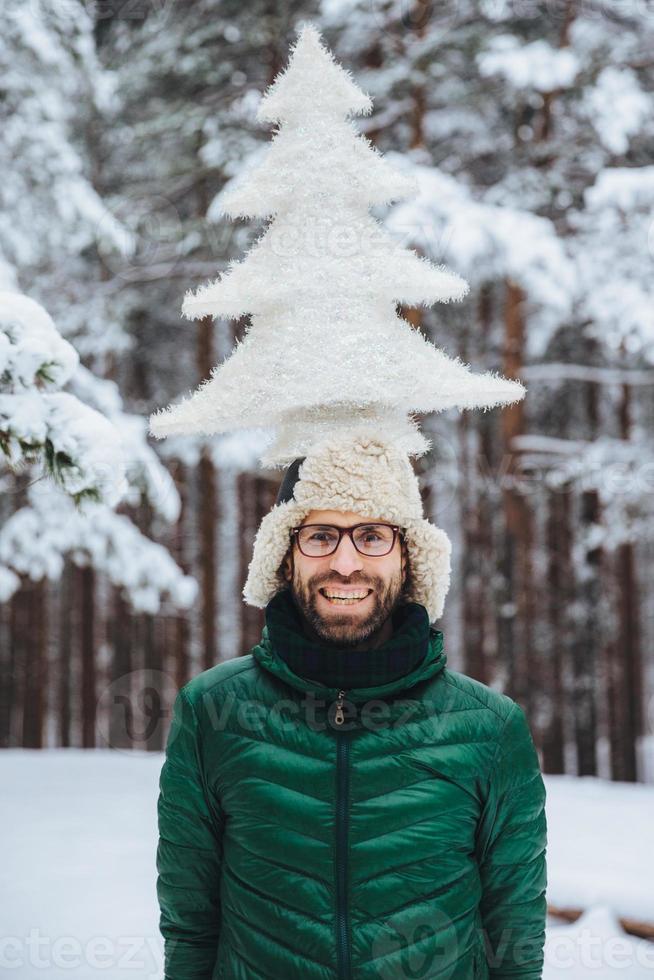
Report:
290,522,403,558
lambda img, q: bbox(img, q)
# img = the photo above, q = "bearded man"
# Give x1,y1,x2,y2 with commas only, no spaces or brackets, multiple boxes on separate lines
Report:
156,434,548,980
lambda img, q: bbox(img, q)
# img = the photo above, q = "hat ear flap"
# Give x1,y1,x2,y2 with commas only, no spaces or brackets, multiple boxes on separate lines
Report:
243,501,308,608
402,522,452,623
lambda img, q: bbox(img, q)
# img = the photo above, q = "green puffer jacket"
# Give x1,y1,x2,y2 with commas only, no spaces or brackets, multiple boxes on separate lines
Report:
156,624,547,980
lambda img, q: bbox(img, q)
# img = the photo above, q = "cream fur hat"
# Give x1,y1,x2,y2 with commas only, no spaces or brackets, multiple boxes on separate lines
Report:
242,429,452,624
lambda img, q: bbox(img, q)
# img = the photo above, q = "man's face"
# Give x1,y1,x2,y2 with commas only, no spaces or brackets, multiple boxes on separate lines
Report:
281,509,407,646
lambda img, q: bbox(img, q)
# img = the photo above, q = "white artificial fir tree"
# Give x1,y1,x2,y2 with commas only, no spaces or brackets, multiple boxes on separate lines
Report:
149,23,526,464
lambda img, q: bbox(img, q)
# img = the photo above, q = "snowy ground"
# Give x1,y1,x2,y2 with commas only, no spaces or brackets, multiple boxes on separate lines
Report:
1,751,653,978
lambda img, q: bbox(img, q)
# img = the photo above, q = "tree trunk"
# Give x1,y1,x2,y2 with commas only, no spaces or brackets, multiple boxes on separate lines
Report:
612,543,642,780
543,486,569,773
217,464,242,663
0,590,15,747
22,578,46,748
608,381,643,780
109,585,132,751
499,280,535,713
80,565,96,748
58,561,74,747
197,316,218,672
571,343,603,777
460,406,485,681
460,290,491,684
573,486,600,776
171,459,191,688
141,609,161,751
239,472,261,655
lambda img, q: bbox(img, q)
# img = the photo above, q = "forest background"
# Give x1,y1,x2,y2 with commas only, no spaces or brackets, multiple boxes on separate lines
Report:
1,0,653,794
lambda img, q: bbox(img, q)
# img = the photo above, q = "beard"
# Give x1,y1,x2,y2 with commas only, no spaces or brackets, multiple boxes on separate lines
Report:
288,563,405,648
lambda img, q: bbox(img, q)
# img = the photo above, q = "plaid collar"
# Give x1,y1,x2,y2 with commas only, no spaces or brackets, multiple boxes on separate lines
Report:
264,587,432,690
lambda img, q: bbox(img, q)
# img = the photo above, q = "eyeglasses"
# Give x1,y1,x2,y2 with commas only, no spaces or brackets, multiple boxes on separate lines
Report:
291,523,402,558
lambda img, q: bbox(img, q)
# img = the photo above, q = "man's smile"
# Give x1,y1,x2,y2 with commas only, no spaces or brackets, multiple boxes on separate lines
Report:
318,587,374,606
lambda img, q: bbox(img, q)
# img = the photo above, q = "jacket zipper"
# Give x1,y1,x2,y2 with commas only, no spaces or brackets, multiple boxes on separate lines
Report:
334,689,351,980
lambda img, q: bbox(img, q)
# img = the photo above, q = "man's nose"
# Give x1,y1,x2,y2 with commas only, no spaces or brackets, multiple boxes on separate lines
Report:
329,534,364,575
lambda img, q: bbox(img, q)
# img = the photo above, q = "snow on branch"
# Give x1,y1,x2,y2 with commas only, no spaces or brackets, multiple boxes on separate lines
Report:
477,36,580,93
0,291,126,506
67,365,182,523
0,483,197,613
0,290,196,612
384,155,575,325
512,434,654,550
573,166,654,363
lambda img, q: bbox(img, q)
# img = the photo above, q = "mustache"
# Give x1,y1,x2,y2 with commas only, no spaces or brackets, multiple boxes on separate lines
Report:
315,578,375,589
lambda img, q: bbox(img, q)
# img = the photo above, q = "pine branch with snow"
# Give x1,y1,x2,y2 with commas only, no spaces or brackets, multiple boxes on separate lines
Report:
0,291,197,612
0,482,197,613
0,291,127,506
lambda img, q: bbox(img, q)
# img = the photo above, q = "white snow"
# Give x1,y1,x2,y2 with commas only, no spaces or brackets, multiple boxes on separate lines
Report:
0,291,127,503
0,290,196,612
0,290,79,391
583,67,651,156
66,364,183,523
584,166,654,213
510,433,654,550
383,154,575,360
385,158,574,312
0,750,163,979
572,166,654,364
545,774,654,923
1,2,132,274
1,756,653,978
0,482,198,614
0,564,20,601
544,907,654,978
477,36,580,92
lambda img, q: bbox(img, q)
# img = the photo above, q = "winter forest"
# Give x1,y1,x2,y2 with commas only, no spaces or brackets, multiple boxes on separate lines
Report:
2,0,654,976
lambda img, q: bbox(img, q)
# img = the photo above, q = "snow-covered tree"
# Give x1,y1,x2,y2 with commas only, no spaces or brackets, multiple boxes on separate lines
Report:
92,4,313,671
0,481,197,613
95,0,279,409
0,291,127,505
0,0,134,360
2,0,651,769
0,1,201,620
0,290,197,613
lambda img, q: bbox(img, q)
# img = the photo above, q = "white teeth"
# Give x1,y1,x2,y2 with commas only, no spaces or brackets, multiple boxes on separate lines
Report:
322,589,370,601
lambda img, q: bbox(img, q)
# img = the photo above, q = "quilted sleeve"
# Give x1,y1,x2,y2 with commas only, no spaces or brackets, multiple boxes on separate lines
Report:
156,687,223,980
476,702,548,979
